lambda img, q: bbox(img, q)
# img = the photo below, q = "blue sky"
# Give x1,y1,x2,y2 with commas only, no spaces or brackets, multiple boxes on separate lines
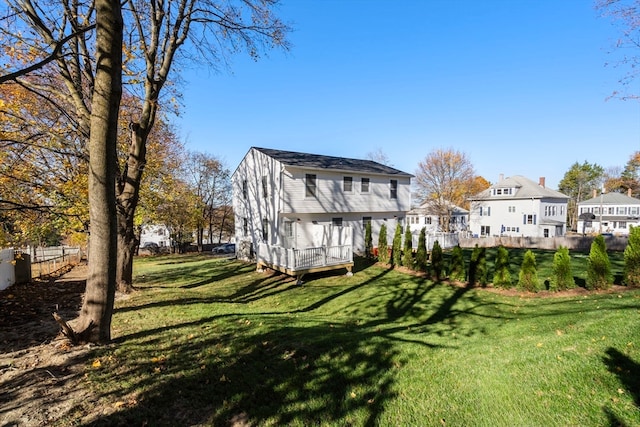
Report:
177,0,640,190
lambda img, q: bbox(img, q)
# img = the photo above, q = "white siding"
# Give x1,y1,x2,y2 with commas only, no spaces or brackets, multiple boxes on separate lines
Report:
280,167,411,214
232,147,413,255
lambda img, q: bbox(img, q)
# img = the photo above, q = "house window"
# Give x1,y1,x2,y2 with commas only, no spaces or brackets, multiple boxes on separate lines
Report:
305,174,317,197
544,228,549,237
158,228,165,235
332,217,343,227
619,221,627,229
481,225,490,236
262,218,269,241
608,207,614,215
497,189,502,195
242,180,248,199
524,214,536,225
243,218,248,236
362,216,372,228
508,206,516,213
390,180,398,199
284,221,294,238
361,178,370,193
343,176,353,192
426,217,432,225
617,207,627,215
262,176,268,198
631,207,639,215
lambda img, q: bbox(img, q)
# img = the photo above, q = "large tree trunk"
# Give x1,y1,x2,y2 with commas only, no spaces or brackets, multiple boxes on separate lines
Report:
116,124,147,293
75,0,122,343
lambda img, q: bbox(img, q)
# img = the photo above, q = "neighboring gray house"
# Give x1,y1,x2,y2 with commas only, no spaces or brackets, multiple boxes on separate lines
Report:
468,175,569,238
576,189,640,235
231,147,413,280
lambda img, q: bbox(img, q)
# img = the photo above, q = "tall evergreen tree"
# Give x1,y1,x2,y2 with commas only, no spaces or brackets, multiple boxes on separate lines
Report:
364,220,373,259
624,225,640,286
449,244,466,282
492,246,512,288
518,250,541,292
415,228,428,272
377,223,389,264
392,223,403,267
468,244,487,286
587,235,612,290
550,246,575,291
431,240,444,281
402,225,413,268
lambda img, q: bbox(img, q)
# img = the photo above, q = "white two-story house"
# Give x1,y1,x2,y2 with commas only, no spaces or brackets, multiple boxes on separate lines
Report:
407,200,469,234
232,147,413,280
468,175,569,238
576,189,640,235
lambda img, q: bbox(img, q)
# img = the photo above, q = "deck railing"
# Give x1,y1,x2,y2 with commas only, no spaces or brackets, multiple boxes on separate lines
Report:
257,244,353,272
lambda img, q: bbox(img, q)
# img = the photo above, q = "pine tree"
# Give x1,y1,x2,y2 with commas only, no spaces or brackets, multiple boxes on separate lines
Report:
364,220,373,259
431,240,444,281
518,250,541,292
550,246,575,291
624,225,640,287
449,244,465,282
402,225,413,268
587,234,612,290
377,223,389,264
492,246,512,288
415,227,428,272
392,223,403,267
468,245,487,286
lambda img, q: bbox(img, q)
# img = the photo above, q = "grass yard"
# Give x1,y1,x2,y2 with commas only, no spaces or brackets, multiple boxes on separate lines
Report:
75,252,639,426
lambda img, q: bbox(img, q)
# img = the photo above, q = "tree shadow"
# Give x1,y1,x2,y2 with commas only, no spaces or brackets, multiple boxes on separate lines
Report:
602,347,640,426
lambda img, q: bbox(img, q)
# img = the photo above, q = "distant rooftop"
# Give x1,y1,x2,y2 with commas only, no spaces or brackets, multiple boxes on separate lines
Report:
579,192,640,205
470,175,569,200
252,147,413,177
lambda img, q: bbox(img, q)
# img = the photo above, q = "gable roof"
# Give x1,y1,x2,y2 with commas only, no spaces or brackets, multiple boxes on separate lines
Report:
409,200,469,215
469,175,568,201
252,147,413,177
579,192,640,206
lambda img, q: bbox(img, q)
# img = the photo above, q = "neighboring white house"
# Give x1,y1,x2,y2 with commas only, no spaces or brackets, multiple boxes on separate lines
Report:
576,189,640,235
407,200,469,234
468,175,569,238
232,147,413,276
139,224,171,247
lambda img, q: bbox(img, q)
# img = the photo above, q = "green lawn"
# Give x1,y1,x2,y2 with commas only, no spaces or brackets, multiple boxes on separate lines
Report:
78,252,640,426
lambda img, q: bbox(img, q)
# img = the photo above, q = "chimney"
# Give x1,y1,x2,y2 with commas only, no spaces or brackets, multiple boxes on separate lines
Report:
499,173,504,182
539,177,545,188
629,188,633,197
593,189,597,198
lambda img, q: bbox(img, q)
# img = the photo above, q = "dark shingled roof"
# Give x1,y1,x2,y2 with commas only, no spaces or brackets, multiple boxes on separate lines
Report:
253,147,413,177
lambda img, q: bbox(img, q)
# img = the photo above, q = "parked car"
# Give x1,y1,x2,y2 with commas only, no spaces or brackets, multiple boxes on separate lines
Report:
213,243,236,254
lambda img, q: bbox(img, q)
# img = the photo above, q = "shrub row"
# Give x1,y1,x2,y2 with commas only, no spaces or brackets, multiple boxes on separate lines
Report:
365,224,640,292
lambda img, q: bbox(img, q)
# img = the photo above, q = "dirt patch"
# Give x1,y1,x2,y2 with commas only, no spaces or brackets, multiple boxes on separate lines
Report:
0,263,99,427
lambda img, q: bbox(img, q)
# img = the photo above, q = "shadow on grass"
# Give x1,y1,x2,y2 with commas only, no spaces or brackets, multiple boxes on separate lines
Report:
86,256,638,426
602,347,640,427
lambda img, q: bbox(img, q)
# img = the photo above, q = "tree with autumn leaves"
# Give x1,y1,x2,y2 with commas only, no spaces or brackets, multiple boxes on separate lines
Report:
414,148,489,232
1,0,290,343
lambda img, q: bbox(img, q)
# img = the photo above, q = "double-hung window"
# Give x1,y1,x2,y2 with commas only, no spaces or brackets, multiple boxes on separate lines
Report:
305,174,317,197
343,176,353,192
390,180,398,199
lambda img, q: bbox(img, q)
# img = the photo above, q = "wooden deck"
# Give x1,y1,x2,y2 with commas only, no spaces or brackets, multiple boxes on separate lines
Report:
256,244,353,283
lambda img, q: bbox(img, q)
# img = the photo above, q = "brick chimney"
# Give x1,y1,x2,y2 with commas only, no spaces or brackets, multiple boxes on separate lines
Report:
593,189,597,198
539,177,545,188
629,188,633,197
